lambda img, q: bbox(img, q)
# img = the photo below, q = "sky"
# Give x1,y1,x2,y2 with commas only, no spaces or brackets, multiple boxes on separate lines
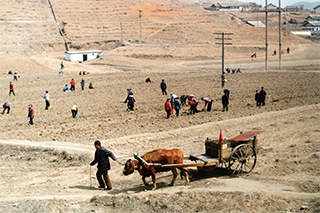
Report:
248,0,320,7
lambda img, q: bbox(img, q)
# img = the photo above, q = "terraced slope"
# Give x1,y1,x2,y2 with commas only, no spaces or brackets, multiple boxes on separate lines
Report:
50,0,227,47
0,0,63,54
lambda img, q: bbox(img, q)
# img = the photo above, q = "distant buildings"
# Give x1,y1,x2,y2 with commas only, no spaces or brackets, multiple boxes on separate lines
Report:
265,3,279,12
210,2,241,12
306,15,320,21
285,5,300,12
314,5,320,13
302,21,320,30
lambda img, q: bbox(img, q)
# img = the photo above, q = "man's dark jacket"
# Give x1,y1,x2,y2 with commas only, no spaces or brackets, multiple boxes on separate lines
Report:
255,93,262,102
160,82,167,90
90,147,116,172
260,90,266,99
222,94,229,106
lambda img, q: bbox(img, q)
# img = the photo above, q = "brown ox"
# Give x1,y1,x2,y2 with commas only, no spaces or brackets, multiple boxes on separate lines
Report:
123,149,189,190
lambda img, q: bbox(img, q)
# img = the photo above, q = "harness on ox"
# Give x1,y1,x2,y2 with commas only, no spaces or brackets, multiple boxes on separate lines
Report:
123,150,189,190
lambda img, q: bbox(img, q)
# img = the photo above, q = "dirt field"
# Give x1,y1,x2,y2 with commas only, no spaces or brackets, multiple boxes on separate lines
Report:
0,49,319,212
0,0,320,212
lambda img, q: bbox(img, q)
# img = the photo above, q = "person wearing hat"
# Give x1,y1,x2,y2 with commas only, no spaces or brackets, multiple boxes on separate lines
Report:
90,140,117,189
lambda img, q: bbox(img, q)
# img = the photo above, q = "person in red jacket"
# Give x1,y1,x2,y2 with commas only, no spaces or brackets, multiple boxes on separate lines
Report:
28,104,34,125
70,79,75,91
164,98,172,119
9,82,15,96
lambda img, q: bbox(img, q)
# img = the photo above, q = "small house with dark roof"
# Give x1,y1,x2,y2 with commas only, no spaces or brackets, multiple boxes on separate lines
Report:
314,4,320,13
302,21,320,30
210,2,241,11
285,5,300,12
265,3,280,12
307,15,320,21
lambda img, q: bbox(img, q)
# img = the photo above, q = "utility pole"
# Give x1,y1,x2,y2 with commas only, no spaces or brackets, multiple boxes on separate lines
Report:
265,0,268,70
139,10,142,43
279,0,282,70
120,22,123,44
214,32,233,75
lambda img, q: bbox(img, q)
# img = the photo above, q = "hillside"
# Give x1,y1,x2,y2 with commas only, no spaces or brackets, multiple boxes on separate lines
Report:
0,0,64,54
292,1,320,10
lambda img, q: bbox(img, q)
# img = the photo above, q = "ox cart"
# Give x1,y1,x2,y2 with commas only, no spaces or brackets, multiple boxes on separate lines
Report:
134,131,263,176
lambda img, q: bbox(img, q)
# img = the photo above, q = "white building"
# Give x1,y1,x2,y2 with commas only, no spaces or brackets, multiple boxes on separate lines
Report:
246,21,266,27
65,50,101,62
314,4,320,13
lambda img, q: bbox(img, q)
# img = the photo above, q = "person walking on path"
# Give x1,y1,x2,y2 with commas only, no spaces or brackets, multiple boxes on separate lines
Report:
2,102,10,114
165,98,173,119
90,140,117,190
260,87,267,106
174,97,181,117
70,79,76,91
255,90,262,107
222,91,229,112
160,79,167,95
9,82,15,96
28,104,34,125
81,79,85,90
59,62,64,76
125,93,135,111
201,97,213,111
287,47,290,54
71,104,78,118
43,91,50,110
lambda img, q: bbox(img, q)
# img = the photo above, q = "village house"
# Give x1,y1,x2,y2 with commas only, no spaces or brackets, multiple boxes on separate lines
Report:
265,3,280,12
306,15,320,21
314,4,320,13
285,5,300,12
210,2,241,12
302,21,320,31
65,50,101,62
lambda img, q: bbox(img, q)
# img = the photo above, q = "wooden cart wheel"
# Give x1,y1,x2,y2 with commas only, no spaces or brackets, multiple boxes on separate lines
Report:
228,144,256,176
